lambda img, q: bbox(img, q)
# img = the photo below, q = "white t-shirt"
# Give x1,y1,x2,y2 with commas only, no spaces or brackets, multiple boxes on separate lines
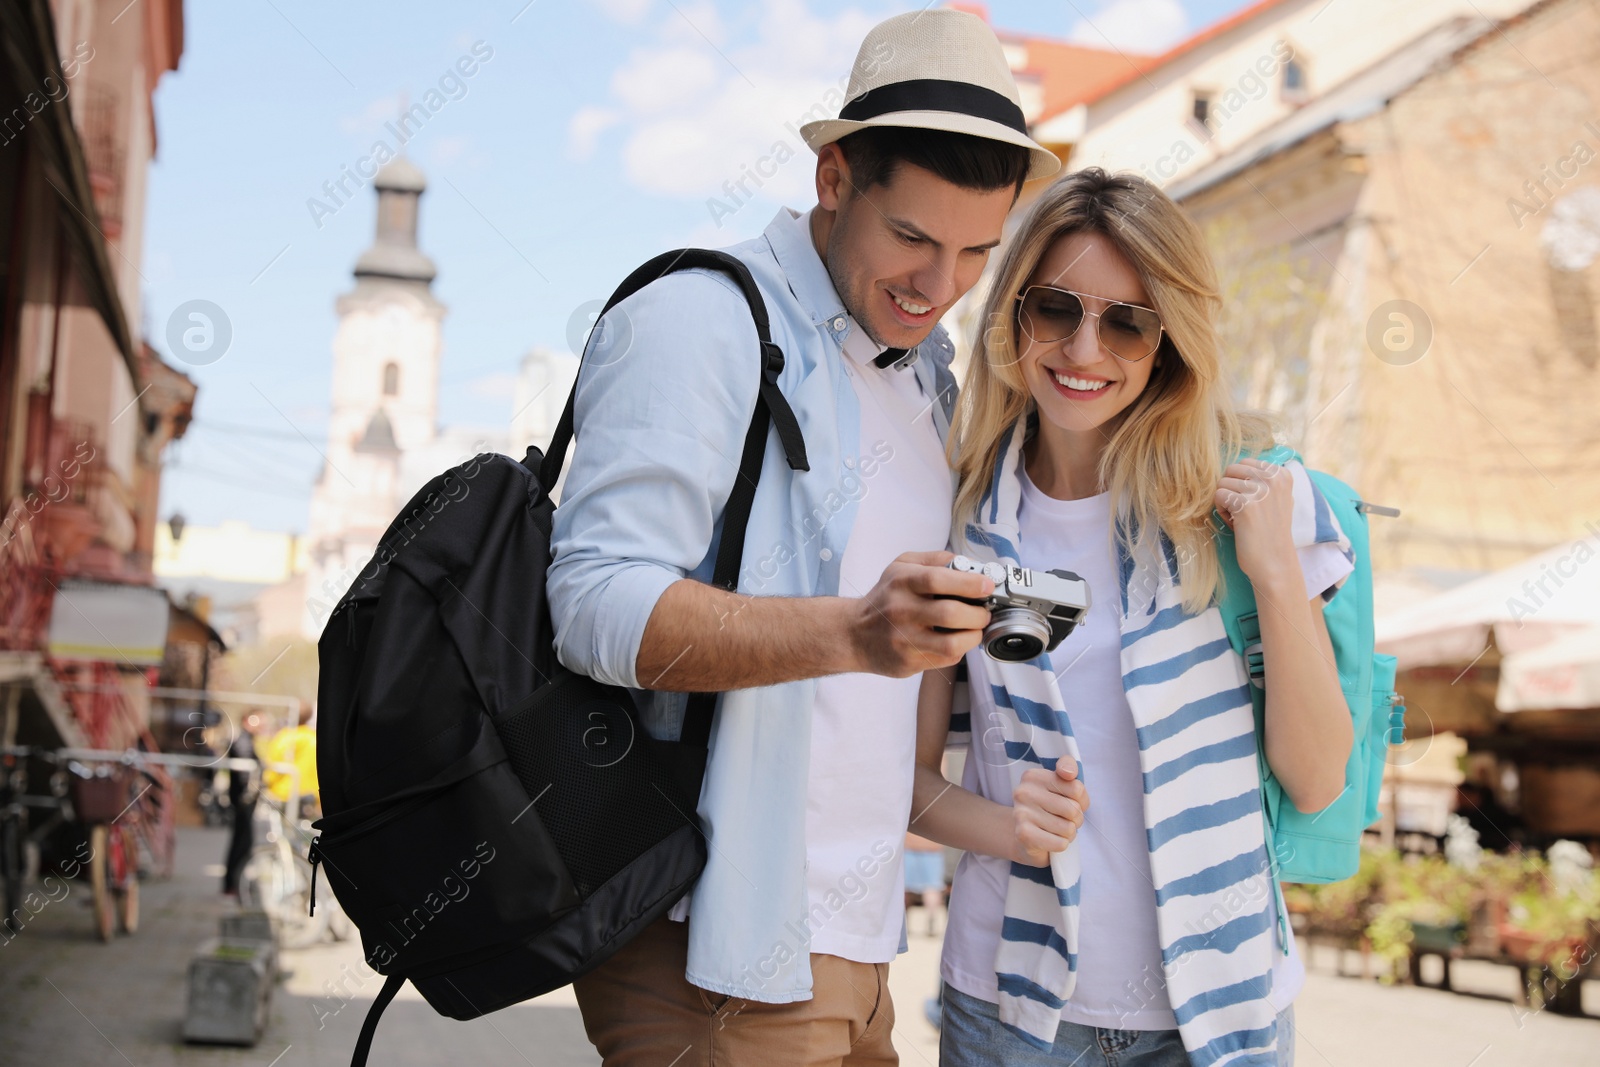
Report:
799,223,955,963
941,466,1351,1027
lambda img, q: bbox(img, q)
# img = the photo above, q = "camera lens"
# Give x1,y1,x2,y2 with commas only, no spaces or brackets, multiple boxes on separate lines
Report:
984,607,1051,662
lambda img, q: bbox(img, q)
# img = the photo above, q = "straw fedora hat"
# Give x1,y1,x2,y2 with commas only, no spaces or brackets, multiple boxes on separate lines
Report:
800,9,1061,182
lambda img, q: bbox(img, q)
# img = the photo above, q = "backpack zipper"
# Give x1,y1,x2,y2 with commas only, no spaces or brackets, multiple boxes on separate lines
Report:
307,837,322,916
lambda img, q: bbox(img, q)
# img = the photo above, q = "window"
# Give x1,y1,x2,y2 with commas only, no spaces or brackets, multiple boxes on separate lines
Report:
1187,91,1214,139
1281,58,1308,104
382,361,400,396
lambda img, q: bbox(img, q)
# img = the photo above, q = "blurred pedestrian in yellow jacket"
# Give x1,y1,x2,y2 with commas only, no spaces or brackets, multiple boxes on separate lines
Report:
261,706,317,807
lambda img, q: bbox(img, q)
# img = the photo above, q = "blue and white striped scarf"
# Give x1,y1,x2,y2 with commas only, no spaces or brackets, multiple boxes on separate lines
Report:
952,423,1338,1065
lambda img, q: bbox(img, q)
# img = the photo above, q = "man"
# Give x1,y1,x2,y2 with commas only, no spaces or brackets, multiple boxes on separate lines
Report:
221,712,263,899
261,706,319,819
548,10,1059,1065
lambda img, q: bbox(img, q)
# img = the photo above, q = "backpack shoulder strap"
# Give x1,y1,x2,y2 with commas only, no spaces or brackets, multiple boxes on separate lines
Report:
1213,443,1301,670
540,248,808,484
540,249,810,747
349,973,406,1067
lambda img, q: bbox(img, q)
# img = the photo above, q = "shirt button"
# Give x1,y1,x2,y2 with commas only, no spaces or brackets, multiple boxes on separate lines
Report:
819,548,833,562
843,457,856,470
831,316,846,330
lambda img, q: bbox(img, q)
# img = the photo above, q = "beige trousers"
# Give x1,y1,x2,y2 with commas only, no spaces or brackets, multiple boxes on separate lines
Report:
574,916,898,1067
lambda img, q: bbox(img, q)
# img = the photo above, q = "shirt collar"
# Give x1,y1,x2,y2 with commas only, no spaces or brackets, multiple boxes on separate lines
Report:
763,207,919,370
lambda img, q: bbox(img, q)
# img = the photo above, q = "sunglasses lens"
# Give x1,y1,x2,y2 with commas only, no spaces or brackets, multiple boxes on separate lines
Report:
1101,303,1163,361
1019,288,1085,344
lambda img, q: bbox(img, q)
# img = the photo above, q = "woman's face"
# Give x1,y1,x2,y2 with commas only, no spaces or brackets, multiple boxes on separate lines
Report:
1015,230,1162,440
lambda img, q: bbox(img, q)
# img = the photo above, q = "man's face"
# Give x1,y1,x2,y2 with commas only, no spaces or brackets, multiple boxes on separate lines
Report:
815,146,1015,350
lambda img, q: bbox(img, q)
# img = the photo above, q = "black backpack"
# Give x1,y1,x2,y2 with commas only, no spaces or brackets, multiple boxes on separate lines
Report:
310,250,809,1067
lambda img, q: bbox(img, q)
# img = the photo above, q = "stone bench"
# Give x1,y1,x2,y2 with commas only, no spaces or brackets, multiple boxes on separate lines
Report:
182,931,275,1045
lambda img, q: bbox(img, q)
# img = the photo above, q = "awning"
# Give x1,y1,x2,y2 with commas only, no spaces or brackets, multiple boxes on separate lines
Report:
0,0,140,382
1375,532,1600,670
1498,625,1600,713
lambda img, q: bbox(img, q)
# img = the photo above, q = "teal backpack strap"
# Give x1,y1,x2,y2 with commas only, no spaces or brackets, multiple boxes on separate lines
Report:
1213,444,1300,952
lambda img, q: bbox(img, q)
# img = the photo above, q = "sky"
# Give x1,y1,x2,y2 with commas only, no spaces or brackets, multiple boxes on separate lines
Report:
146,0,1253,535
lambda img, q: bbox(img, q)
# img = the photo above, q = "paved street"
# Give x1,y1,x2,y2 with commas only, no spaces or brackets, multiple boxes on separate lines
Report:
2,826,1596,1066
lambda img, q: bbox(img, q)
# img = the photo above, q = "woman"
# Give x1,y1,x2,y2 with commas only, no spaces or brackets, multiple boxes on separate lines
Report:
911,168,1356,1067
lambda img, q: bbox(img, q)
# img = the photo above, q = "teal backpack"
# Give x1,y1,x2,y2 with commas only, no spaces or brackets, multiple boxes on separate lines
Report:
1212,445,1406,887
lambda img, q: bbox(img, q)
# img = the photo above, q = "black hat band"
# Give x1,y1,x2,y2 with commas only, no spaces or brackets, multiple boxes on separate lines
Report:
837,78,1028,136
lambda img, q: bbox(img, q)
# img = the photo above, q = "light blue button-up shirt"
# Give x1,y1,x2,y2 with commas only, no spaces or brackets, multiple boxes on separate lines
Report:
547,208,958,1002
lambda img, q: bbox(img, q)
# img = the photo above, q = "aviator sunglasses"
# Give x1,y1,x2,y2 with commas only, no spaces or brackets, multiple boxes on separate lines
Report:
1014,285,1165,363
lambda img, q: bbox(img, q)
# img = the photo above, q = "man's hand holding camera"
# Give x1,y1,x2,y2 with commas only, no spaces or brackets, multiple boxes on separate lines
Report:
850,550,995,677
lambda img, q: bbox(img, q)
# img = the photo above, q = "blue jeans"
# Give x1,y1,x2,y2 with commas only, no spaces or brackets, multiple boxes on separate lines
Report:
938,983,1296,1067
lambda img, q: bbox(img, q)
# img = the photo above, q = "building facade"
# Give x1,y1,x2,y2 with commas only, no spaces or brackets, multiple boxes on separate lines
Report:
0,0,193,750
1168,0,1600,574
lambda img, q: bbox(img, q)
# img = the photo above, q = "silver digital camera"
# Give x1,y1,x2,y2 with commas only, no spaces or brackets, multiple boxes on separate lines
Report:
947,555,1091,662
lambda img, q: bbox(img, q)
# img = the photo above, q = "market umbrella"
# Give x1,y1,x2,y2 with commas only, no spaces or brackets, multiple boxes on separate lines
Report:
1375,529,1600,670
1497,625,1600,712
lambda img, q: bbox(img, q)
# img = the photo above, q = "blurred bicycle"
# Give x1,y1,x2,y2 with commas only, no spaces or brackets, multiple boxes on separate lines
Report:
1,746,70,933
238,762,348,949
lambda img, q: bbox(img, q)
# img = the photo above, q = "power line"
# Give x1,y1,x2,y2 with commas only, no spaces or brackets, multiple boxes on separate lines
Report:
188,417,327,443
167,462,313,500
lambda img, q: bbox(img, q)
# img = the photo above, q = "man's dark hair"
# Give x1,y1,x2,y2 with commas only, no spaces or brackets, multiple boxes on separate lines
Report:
836,125,1031,199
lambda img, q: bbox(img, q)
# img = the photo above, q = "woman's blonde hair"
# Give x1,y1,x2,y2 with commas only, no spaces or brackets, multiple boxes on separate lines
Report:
950,168,1273,614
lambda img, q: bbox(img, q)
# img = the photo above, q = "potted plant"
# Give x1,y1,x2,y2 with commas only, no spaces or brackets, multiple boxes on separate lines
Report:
1365,854,1473,982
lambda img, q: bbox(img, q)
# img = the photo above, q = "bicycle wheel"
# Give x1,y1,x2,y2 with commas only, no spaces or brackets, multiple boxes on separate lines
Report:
88,824,114,942
276,857,330,951
239,845,327,949
116,825,139,935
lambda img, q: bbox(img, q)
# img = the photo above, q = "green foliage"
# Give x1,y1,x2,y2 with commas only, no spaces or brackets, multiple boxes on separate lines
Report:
1288,845,1392,939
1364,854,1474,973
1289,842,1599,977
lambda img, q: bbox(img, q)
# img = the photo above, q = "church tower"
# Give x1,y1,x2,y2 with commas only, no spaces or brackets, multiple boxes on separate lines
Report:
302,157,444,635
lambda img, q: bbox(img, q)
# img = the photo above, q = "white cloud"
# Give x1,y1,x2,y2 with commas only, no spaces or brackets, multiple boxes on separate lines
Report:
567,105,623,160
1068,0,1188,54
610,46,719,115
657,0,727,47
594,0,655,26
575,0,881,210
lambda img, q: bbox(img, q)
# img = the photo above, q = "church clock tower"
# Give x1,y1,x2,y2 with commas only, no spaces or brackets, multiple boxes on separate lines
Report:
302,156,444,635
